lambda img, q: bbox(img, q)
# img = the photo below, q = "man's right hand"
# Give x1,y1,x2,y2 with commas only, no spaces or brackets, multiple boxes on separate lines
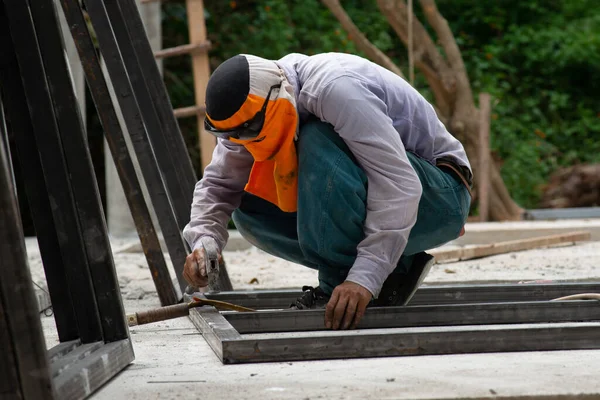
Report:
183,248,209,288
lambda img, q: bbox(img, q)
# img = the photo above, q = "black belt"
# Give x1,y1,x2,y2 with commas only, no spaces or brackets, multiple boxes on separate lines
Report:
436,158,473,198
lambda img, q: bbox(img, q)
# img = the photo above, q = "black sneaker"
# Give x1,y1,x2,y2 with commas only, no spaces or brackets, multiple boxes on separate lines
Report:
290,286,330,310
373,252,435,307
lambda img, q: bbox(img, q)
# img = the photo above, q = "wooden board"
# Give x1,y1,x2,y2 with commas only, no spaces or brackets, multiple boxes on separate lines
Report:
430,231,591,263
186,0,215,171
478,92,491,221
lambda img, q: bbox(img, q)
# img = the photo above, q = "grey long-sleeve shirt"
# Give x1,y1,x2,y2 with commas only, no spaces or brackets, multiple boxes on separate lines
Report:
183,53,471,297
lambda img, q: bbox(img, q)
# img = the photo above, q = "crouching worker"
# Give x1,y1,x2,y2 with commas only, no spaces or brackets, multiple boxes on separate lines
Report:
182,53,472,330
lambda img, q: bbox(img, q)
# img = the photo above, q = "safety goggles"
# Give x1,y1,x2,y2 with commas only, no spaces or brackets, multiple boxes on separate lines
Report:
204,84,282,140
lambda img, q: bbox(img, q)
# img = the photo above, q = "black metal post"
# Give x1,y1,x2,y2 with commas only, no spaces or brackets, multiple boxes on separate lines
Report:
81,0,191,293
0,8,78,342
2,0,103,343
102,0,195,230
58,0,178,306
28,0,131,342
0,77,54,398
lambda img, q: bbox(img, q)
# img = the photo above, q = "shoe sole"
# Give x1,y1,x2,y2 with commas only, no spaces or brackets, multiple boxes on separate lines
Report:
400,255,435,306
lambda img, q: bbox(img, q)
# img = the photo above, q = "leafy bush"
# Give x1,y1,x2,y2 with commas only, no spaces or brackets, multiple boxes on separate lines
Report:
162,0,600,208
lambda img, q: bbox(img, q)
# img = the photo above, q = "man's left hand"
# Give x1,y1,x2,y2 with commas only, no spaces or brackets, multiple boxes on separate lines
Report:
325,281,372,330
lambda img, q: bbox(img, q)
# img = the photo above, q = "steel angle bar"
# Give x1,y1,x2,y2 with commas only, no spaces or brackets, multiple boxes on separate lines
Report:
102,0,196,229
0,4,78,341
0,68,53,397
81,0,189,293
220,322,600,364
58,0,178,306
29,0,129,342
410,282,600,305
189,307,242,362
3,0,103,343
51,338,134,399
223,300,600,334
204,282,600,309
117,0,198,195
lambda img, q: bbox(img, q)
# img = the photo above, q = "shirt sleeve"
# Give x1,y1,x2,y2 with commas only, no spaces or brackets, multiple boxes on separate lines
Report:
318,77,423,297
182,138,253,252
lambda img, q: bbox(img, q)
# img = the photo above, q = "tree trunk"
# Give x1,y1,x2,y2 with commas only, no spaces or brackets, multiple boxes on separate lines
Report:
322,0,524,220
541,164,600,208
321,0,405,78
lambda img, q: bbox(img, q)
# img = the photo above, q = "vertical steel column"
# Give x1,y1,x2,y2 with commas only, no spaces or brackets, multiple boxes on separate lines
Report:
58,0,179,306
2,0,103,343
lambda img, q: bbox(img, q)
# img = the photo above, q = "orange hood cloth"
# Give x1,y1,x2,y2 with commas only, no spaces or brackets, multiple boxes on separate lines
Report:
205,55,299,212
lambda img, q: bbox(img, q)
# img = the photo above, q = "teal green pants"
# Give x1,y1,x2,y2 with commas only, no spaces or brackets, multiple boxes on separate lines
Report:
232,120,471,295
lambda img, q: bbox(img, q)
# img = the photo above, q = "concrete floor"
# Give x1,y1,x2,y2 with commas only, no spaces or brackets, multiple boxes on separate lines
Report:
91,308,600,400
32,220,600,399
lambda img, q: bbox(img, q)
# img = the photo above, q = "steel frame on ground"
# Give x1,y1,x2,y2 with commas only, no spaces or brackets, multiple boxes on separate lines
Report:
0,1,133,398
189,284,600,364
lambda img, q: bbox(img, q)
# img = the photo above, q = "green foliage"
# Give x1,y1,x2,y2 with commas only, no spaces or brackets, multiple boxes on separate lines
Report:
438,0,600,206
162,0,600,208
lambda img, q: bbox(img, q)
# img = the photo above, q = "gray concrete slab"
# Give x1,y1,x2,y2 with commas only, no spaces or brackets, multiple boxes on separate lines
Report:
26,220,600,400
86,304,600,400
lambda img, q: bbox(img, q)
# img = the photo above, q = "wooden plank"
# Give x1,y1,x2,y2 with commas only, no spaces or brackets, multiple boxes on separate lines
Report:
30,0,129,343
53,339,134,400
0,3,79,342
186,0,215,171
3,0,103,344
0,37,53,396
82,0,190,294
59,0,178,306
430,231,591,263
174,104,206,118
478,92,491,222
154,41,211,59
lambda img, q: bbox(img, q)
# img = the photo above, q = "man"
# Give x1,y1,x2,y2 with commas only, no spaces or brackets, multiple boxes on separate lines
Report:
183,52,472,330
